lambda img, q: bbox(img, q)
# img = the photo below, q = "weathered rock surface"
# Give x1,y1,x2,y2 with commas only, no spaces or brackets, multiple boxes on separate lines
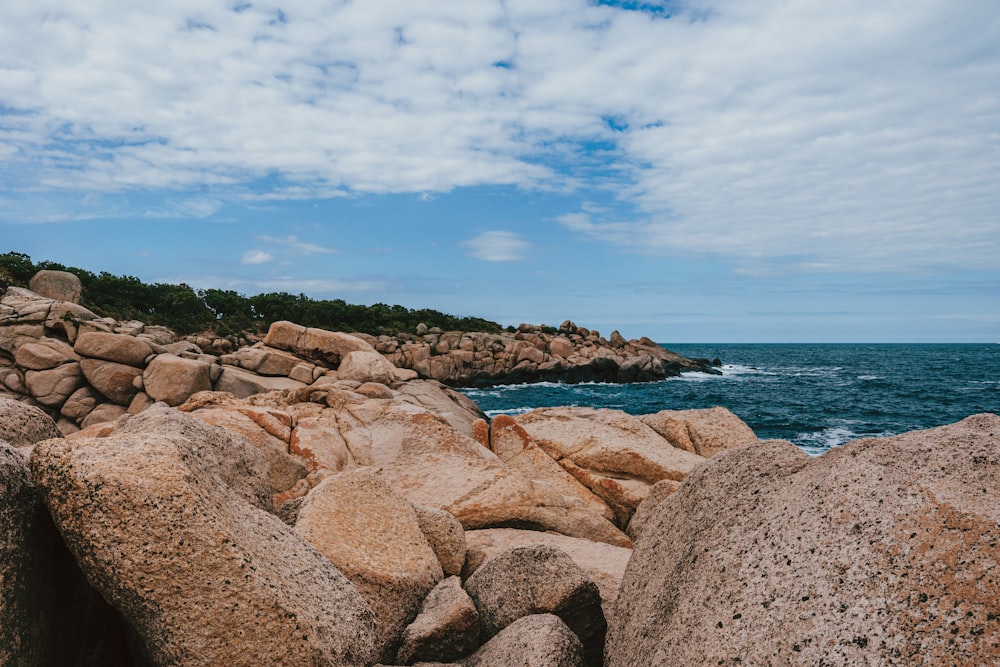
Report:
28,269,82,303
515,407,704,525
465,545,605,666
608,414,1000,666
14,337,80,370
142,354,213,406
640,406,758,457
460,614,584,667
462,528,632,624
0,396,61,448
295,469,444,661
29,412,377,666
338,350,399,384
74,332,154,368
25,362,83,407
412,505,467,578
80,359,143,406
396,576,480,665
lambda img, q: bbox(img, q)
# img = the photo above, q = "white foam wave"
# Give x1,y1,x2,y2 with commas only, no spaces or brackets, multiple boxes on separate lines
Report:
484,406,555,418
795,424,893,456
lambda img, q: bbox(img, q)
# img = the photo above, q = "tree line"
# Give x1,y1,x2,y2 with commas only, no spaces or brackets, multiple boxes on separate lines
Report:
0,251,505,336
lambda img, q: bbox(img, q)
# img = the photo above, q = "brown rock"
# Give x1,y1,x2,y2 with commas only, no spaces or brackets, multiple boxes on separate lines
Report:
460,613,584,667
412,505,467,577
624,478,682,541
464,545,605,665
79,359,142,406
640,406,758,457
142,353,212,406
79,403,127,429
295,469,444,661
0,396,61,448
191,406,307,495
396,576,480,665
29,270,82,303
489,415,615,523
338,350,399,384
548,337,574,359
59,387,102,422
393,380,487,436
29,412,376,666
462,528,632,625
289,413,358,476
607,414,1000,666
214,366,306,399
25,362,84,408
14,338,80,371
516,407,704,525
74,332,154,368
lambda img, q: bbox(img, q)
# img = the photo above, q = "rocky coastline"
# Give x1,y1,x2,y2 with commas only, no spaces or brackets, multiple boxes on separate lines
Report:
2,274,999,666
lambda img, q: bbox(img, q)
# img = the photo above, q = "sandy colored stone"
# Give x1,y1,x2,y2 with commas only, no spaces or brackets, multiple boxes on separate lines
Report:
625,477,683,541
29,412,376,666
489,415,615,523
396,576,480,665
296,469,444,661
393,380,487,436
0,396,61,448
460,613,584,667
191,406,306,495
28,270,82,303
515,407,704,525
462,528,632,624
338,350,399,384
74,332,154,368
59,387,101,422
289,413,358,476
215,365,306,399
142,354,212,406
25,363,84,408
336,400,629,547
412,505,467,577
465,545,605,665
80,359,142,406
226,345,302,377
608,414,1000,666
14,338,80,371
641,406,758,457
79,402,127,429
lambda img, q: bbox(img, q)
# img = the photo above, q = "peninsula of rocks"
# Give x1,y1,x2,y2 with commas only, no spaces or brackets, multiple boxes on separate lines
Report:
2,275,998,666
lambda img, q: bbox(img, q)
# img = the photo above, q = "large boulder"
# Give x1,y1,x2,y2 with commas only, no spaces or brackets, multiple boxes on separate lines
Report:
24,363,83,408
215,366,306,399
412,505,467,578
337,350,399,384
337,400,629,547
1,442,135,667
14,338,80,371
396,576,480,665
0,396,61,448
29,409,377,666
515,407,704,525
640,406,758,457
263,321,376,366
462,528,632,624
295,469,444,661
74,332,154,368
460,614,584,667
79,359,142,406
28,270,82,303
607,414,1000,666
142,354,212,406
465,545,605,666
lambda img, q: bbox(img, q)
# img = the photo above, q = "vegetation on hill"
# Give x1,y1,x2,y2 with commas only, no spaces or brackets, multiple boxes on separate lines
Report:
0,251,505,336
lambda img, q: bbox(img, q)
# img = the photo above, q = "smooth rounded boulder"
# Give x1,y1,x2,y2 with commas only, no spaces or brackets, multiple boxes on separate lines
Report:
0,396,61,448
608,414,1000,666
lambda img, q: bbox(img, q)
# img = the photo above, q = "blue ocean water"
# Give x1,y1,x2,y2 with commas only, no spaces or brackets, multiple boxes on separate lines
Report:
458,344,1000,456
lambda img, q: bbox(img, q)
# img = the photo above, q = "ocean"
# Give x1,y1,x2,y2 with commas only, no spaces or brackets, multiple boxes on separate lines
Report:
458,343,1000,456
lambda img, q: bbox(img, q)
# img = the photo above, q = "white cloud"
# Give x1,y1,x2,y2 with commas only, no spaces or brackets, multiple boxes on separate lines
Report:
257,235,337,255
240,249,273,265
463,230,530,262
1,0,998,270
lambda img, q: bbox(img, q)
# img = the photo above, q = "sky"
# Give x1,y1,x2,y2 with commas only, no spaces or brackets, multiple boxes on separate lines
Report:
2,0,999,342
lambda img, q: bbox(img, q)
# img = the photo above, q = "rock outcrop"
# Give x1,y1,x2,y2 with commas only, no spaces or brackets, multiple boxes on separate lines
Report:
607,414,1000,666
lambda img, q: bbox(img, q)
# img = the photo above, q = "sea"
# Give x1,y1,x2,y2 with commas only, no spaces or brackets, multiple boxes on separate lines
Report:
458,343,1000,456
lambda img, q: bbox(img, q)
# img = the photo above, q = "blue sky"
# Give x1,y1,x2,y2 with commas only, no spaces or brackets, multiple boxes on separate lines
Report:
2,0,999,342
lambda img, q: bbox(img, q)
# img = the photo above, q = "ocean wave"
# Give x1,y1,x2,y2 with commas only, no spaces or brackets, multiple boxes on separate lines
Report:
794,424,893,456
484,406,559,418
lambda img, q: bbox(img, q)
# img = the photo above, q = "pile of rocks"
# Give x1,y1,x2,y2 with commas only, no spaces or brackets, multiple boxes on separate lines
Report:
371,320,719,386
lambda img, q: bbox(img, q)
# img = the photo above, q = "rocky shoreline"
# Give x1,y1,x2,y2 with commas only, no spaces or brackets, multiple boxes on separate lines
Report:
2,275,999,665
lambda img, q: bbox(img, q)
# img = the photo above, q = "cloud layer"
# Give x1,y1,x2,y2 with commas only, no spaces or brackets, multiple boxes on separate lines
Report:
2,0,998,272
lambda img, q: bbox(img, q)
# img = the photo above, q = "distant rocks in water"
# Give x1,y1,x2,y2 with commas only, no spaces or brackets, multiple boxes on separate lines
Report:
3,278,999,665
383,320,718,386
